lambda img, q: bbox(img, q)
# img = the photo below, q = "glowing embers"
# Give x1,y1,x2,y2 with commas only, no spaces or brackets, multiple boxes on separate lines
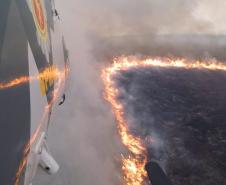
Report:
101,56,226,185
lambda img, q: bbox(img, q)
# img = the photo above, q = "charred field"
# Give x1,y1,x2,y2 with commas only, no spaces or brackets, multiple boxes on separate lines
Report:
114,66,226,185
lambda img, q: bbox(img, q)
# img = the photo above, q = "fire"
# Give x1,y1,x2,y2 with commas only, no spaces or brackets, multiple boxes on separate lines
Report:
101,56,226,185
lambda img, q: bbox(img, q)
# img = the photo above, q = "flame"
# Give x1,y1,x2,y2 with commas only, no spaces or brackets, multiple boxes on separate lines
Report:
10,65,69,185
101,56,226,185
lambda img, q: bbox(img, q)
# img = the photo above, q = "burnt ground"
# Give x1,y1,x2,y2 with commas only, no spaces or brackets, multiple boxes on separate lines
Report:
115,67,226,185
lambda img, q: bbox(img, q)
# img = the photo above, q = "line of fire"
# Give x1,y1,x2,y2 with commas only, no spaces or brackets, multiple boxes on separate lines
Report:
102,56,226,185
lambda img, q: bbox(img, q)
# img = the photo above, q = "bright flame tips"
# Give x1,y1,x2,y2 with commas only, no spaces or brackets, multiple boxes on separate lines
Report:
101,56,226,185
111,57,226,72
102,57,149,185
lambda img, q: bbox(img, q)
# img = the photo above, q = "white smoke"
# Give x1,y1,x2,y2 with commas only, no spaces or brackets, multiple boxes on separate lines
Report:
34,0,226,184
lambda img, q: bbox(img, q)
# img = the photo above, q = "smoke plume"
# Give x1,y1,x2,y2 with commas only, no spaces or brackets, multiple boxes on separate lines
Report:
34,0,226,184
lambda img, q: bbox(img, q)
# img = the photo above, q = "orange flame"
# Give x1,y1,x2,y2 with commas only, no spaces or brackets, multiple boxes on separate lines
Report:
101,56,226,185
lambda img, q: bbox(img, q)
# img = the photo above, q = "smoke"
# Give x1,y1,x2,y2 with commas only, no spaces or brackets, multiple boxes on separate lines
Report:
34,0,226,185
58,0,226,37
57,0,226,62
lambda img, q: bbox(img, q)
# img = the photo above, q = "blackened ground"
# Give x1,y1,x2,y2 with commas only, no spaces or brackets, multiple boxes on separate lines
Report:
115,67,226,185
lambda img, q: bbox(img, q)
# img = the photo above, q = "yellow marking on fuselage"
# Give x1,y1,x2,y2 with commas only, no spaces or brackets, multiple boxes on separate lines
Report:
39,65,58,96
